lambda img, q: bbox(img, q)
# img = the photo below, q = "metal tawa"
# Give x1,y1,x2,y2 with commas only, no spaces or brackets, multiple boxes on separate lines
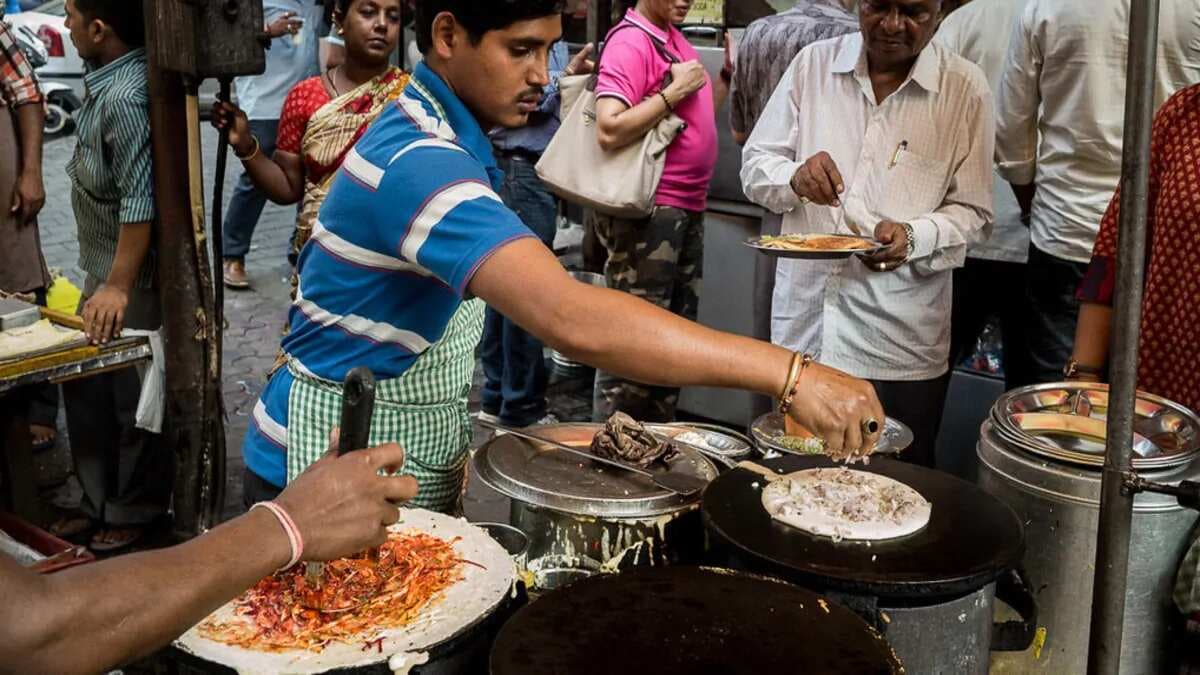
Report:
489,566,903,675
750,412,914,457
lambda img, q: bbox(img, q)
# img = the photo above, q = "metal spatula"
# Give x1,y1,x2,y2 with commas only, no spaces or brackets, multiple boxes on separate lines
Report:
303,368,377,593
477,420,709,496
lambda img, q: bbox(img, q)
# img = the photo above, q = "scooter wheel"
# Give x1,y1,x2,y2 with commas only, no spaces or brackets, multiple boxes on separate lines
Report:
43,103,73,137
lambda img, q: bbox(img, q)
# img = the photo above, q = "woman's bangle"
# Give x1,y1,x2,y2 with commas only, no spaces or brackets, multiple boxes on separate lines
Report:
778,353,814,416
658,90,674,112
236,135,262,162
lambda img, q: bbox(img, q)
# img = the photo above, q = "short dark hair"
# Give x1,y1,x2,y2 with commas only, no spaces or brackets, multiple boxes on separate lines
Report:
414,0,563,54
75,0,146,48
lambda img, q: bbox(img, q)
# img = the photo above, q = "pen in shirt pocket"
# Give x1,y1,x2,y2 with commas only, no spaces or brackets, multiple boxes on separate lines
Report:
888,140,909,169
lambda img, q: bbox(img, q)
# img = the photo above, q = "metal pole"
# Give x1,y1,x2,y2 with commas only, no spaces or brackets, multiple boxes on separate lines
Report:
1086,0,1160,671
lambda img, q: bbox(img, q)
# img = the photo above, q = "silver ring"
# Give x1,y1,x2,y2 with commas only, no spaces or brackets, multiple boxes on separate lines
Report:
862,418,880,435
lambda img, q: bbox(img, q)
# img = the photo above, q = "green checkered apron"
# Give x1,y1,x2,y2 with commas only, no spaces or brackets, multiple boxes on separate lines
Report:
284,299,485,513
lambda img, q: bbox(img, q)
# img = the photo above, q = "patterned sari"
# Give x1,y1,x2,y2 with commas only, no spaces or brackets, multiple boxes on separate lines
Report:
290,66,409,263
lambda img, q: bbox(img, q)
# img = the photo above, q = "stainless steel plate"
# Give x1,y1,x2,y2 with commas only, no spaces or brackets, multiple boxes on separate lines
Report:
471,423,718,518
743,235,887,260
748,412,914,457
991,382,1200,469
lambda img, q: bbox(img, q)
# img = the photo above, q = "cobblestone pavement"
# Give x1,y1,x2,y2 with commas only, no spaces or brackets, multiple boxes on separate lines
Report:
32,126,592,529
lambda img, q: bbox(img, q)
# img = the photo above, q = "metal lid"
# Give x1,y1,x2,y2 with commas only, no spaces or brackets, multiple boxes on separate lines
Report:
653,422,753,460
471,423,718,518
991,383,1200,470
750,412,914,456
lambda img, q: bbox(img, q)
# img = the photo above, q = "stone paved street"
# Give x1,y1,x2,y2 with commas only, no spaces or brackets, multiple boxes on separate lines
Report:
32,126,593,530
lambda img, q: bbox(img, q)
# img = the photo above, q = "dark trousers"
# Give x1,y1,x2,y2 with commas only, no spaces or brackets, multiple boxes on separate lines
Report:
1019,245,1089,387
752,212,783,417
62,277,172,526
242,465,283,510
27,287,58,429
479,154,558,426
591,206,704,423
222,118,279,261
870,374,951,469
950,257,1032,390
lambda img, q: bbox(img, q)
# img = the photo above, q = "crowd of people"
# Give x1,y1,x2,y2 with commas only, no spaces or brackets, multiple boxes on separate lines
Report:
1,0,1198,671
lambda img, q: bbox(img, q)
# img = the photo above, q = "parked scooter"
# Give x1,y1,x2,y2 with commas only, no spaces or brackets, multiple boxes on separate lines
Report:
9,19,81,137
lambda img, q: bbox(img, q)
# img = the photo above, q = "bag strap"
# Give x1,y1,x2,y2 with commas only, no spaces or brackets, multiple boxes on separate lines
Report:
589,19,681,92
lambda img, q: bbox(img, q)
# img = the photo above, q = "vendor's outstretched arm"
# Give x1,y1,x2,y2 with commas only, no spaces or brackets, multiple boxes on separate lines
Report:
470,238,884,455
0,444,417,675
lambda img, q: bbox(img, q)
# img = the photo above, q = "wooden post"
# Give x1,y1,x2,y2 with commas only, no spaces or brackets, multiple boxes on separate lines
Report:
143,0,226,538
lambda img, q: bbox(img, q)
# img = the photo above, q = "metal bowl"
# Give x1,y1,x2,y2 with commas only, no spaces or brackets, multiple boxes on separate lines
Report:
551,271,606,373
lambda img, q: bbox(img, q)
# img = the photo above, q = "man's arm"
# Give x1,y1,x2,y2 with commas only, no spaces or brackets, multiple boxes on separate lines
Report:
740,52,805,214
0,443,417,675
11,101,45,224
995,2,1041,202
469,239,885,456
82,221,152,344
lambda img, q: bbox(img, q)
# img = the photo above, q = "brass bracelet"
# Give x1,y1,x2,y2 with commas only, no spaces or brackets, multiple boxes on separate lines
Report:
235,135,261,162
779,351,803,402
778,353,813,415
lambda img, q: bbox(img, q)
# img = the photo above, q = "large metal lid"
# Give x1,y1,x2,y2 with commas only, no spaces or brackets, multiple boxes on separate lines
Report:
991,383,1200,470
703,455,1025,599
471,423,718,518
490,566,903,675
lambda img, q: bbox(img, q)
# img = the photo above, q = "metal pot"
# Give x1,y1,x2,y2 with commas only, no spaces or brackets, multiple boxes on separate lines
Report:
979,419,1199,673
472,424,717,591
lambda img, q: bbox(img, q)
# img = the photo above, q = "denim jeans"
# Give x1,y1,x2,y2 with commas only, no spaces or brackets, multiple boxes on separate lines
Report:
222,118,280,261
478,154,558,426
1019,244,1089,387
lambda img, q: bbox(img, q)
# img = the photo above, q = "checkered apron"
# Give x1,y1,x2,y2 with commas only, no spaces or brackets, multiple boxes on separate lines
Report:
285,299,485,513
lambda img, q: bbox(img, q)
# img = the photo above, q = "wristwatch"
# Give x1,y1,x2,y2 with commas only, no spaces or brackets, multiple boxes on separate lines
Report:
900,222,915,263
1063,358,1104,380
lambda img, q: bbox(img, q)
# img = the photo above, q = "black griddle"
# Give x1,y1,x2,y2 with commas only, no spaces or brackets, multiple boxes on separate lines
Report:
703,455,1024,599
489,566,903,674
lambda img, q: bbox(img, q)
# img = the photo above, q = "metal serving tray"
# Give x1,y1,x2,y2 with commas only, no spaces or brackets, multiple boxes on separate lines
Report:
743,234,887,260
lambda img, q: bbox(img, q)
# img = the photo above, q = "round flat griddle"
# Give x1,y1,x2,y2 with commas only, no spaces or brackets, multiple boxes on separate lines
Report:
489,566,903,674
703,455,1024,599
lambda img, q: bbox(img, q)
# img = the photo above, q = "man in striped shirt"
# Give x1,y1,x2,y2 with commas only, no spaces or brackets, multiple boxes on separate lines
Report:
56,0,168,552
242,0,886,513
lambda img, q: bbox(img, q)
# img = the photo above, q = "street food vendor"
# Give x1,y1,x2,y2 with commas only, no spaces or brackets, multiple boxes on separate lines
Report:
240,0,886,513
0,442,416,674
740,0,994,468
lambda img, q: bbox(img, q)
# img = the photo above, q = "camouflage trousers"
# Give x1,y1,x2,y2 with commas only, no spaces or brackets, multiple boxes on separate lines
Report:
590,206,704,423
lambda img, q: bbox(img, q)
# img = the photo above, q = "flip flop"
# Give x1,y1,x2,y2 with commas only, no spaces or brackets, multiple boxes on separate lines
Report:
89,526,145,553
30,425,56,453
49,516,95,542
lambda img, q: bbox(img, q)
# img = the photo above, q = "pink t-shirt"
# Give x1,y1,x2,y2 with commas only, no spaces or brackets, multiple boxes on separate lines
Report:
594,10,717,213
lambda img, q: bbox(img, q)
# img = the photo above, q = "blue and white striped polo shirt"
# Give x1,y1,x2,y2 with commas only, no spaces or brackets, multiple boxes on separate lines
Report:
243,62,536,487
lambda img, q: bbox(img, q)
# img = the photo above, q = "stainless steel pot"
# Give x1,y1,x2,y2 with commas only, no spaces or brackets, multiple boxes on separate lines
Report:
979,419,1198,673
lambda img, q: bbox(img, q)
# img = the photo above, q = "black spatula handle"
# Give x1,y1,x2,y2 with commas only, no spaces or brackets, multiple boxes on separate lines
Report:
337,367,376,456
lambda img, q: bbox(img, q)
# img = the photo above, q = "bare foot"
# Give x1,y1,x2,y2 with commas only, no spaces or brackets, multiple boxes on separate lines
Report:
90,526,144,553
29,423,56,450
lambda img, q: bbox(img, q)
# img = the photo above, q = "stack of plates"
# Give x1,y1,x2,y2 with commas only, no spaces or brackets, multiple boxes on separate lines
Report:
989,382,1200,469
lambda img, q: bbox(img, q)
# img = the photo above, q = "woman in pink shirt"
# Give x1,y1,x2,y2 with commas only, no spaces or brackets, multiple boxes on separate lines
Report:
590,0,727,423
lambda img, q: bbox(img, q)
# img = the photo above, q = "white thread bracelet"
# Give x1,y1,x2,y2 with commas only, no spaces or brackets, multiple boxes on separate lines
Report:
250,501,303,570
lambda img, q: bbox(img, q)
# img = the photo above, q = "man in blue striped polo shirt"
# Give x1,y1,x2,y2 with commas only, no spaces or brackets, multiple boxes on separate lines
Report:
242,0,887,514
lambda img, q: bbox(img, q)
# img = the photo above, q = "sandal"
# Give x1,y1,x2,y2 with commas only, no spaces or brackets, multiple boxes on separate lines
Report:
89,526,145,553
30,424,57,453
49,515,95,542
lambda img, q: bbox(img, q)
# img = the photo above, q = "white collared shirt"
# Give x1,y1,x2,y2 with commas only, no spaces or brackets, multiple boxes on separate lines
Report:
741,33,994,381
995,0,1200,264
934,0,1030,264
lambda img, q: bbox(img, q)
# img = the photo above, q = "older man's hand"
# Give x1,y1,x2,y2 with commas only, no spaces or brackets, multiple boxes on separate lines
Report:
861,220,911,272
789,151,845,206
786,361,885,461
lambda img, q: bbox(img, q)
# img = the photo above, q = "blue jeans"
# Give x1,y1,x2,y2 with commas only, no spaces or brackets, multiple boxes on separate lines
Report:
222,118,279,261
1019,244,1088,387
479,154,558,426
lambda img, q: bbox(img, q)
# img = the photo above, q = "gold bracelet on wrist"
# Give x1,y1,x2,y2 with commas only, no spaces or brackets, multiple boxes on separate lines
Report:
778,353,813,415
779,351,803,401
236,135,261,162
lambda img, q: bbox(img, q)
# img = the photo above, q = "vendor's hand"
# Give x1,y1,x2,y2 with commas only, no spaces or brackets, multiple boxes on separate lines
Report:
786,361,885,462
265,11,303,39
81,283,129,344
861,220,910,271
789,152,844,206
210,101,253,157
278,435,419,561
564,43,595,77
11,169,45,225
665,60,707,104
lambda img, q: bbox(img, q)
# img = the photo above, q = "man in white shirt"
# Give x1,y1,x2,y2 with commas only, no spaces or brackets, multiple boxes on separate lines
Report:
933,0,1031,388
741,0,994,467
995,0,1200,386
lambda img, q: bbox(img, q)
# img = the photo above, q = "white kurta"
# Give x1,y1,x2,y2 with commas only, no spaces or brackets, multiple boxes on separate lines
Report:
741,33,994,381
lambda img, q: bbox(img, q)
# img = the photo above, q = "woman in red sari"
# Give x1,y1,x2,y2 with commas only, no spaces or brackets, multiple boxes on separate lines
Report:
212,0,408,288
1070,84,1200,413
